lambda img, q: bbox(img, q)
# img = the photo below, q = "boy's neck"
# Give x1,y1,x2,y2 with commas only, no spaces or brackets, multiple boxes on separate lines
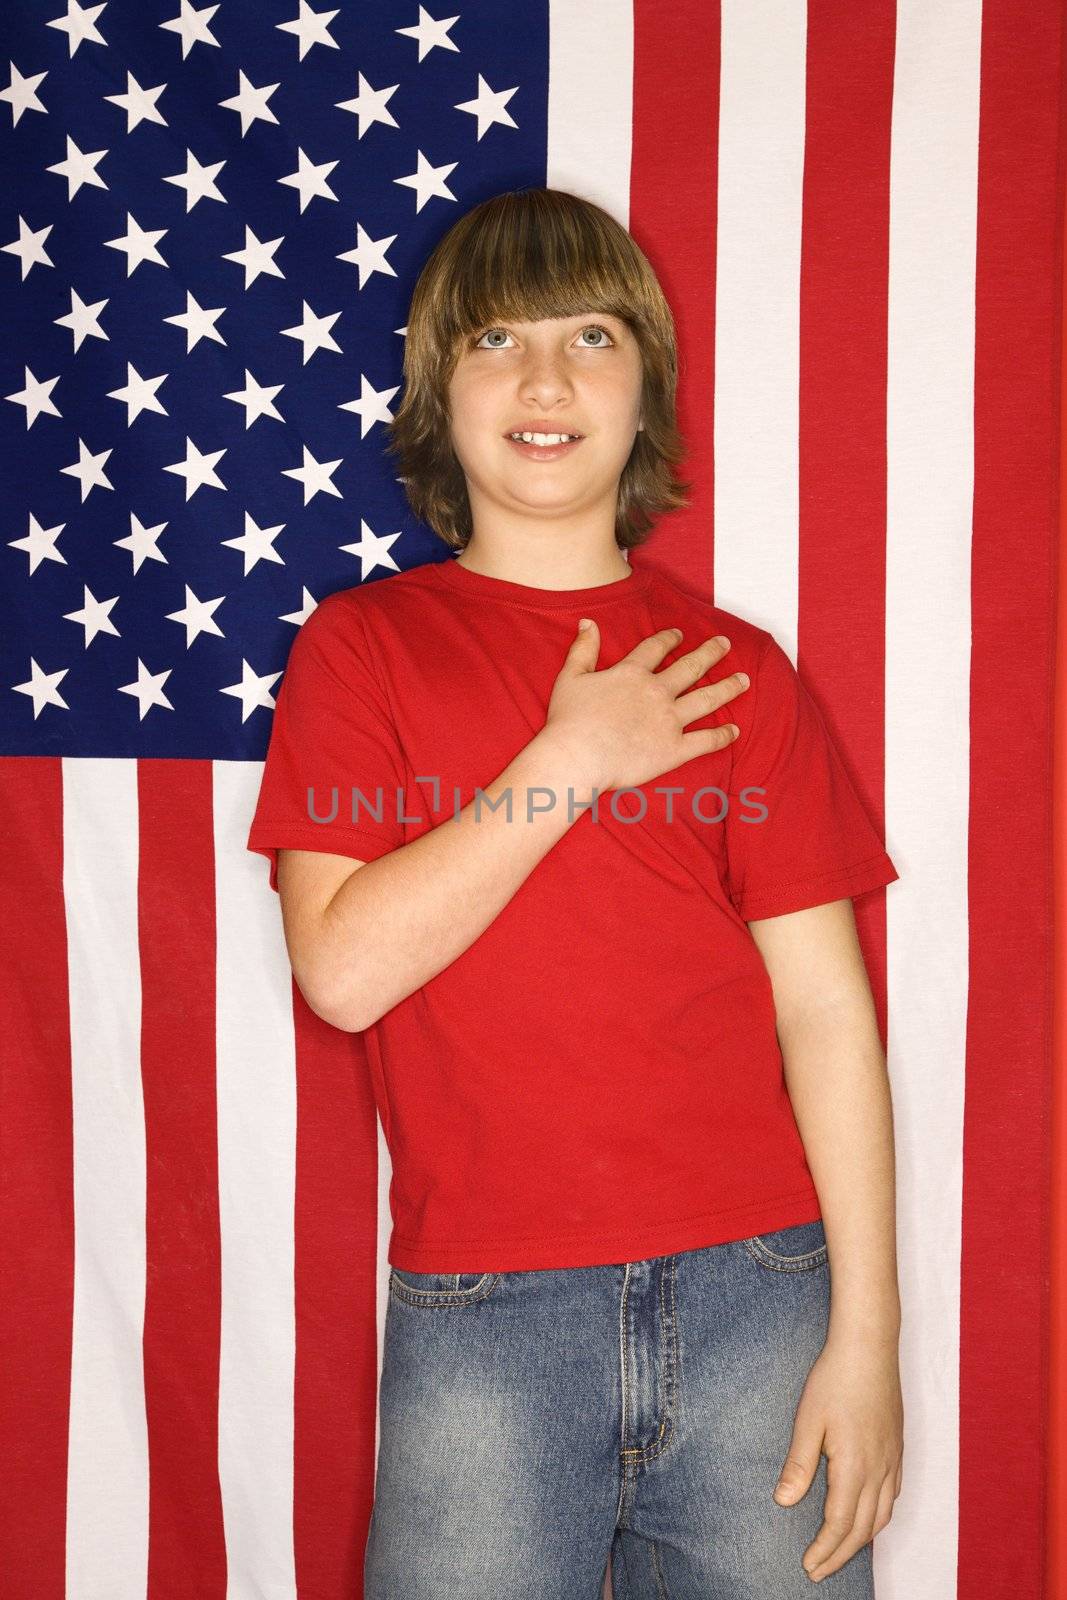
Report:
454,540,633,592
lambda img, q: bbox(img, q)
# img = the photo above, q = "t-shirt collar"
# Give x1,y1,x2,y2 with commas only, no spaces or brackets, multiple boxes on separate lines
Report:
431,554,653,609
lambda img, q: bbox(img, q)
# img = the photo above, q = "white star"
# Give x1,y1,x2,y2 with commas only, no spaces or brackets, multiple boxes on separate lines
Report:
104,70,167,131
455,74,518,140
219,69,280,136
8,512,67,575
280,587,318,626
395,6,459,61
165,584,226,646
54,286,108,350
106,360,168,424
5,366,61,428
339,519,403,579
114,511,168,573
221,659,283,723
281,444,343,503
63,584,120,647
117,659,174,720
338,372,400,439
393,148,457,212
163,148,226,211
0,63,48,126
335,73,399,137
159,1,220,58
47,1,107,58
222,224,285,287
2,216,53,278
163,436,227,499
46,133,108,200
277,148,338,212
280,299,341,363
163,288,226,351
222,510,286,574
222,368,284,427
104,210,167,274
61,437,113,500
336,221,397,288
12,659,70,719
275,2,340,59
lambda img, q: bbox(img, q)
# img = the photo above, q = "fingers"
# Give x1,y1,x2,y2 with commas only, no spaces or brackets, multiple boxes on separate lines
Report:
655,629,733,688
623,624,695,670
636,629,750,729
568,621,750,742
674,668,749,728
568,617,600,658
774,1448,818,1506
802,1459,881,1584
872,1471,899,1536
678,720,740,760
573,624,742,710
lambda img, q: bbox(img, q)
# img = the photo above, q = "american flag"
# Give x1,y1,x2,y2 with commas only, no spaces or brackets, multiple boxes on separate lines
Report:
0,2,1060,1597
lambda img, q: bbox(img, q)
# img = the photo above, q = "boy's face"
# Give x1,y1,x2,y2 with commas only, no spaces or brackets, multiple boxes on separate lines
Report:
446,312,645,524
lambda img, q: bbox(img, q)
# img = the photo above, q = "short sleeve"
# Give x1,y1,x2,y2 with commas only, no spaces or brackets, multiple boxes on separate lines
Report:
246,591,407,893
723,633,899,920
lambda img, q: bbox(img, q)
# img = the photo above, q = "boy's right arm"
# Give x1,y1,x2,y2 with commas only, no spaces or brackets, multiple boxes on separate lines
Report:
279,726,597,1033
279,621,747,1033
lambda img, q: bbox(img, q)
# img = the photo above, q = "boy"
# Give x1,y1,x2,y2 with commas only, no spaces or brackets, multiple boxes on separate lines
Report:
247,187,903,1598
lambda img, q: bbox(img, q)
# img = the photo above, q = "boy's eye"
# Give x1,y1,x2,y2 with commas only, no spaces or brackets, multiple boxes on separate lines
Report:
472,324,616,349
576,325,614,347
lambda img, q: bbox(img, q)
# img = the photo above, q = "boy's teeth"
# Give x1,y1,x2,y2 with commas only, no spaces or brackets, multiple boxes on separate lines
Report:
509,431,577,444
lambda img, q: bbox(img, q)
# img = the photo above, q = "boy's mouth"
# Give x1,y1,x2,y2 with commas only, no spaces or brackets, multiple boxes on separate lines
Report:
503,430,584,461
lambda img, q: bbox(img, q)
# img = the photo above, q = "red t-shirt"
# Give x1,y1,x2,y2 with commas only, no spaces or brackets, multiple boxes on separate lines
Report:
247,556,899,1273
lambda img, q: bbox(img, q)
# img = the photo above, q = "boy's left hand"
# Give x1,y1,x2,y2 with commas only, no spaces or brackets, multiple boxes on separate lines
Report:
771,1333,904,1583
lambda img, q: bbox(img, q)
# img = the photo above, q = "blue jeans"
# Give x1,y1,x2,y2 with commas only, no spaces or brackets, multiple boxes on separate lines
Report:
364,1218,875,1598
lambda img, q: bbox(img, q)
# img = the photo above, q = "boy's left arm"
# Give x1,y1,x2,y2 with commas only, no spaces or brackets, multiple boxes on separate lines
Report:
748,897,905,1584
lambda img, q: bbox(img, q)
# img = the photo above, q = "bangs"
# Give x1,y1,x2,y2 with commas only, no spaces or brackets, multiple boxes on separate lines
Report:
430,190,653,363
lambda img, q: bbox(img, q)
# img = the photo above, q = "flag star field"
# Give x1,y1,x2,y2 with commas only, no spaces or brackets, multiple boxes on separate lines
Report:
0,0,541,755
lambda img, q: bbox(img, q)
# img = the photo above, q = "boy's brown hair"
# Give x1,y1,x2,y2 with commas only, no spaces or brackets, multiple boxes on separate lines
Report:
384,187,692,552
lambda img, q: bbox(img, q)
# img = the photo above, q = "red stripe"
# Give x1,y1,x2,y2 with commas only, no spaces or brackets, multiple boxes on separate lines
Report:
799,2,897,1029
630,0,720,592
0,758,72,1600
1050,93,1067,1600
965,3,1063,1595
138,759,227,1599
293,1007,381,1597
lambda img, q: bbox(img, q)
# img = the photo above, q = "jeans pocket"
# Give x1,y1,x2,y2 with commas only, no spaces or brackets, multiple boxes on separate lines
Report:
388,1268,499,1307
741,1218,828,1272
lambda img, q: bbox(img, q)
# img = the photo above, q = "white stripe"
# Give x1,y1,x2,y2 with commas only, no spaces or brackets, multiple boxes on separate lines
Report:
214,761,299,1598
714,0,808,646
64,758,148,1600
881,3,981,1595
546,0,634,226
